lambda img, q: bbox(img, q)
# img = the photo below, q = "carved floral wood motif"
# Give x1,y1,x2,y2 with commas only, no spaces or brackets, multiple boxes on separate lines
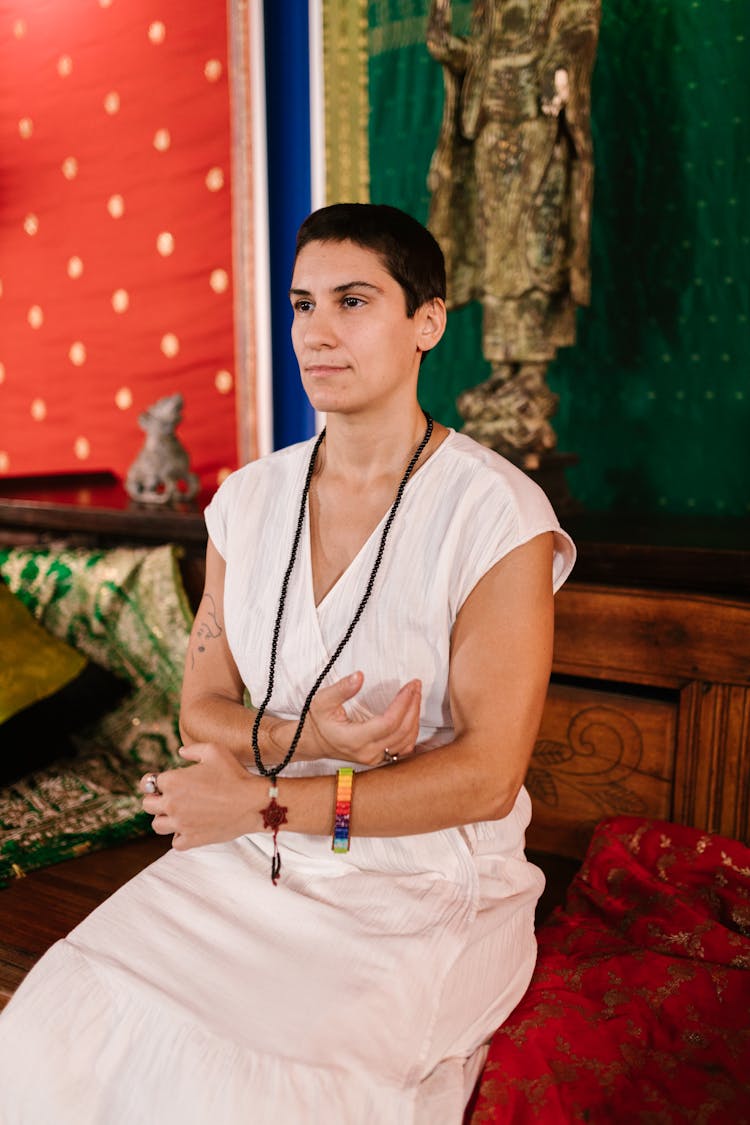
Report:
529,584,750,858
528,685,675,856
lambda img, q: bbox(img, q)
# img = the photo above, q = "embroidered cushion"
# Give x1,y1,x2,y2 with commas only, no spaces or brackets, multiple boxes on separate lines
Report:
0,544,193,884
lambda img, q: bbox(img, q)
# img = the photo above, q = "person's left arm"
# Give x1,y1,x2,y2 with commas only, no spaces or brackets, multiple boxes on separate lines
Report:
142,533,554,847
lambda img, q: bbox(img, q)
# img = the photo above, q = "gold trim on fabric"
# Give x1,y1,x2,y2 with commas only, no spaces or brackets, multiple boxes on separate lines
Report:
322,0,370,204
369,15,426,55
228,0,259,463
368,4,472,55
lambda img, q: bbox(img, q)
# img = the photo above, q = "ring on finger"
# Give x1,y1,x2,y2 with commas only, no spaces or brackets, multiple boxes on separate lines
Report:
144,772,161,795
383,748,398,765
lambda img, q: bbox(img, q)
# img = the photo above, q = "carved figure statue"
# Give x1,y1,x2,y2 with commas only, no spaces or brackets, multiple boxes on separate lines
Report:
427,0,600,457
125,393,199,505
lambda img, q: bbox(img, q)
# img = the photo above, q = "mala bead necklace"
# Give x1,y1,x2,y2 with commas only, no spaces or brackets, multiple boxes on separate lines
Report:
252,411,434,883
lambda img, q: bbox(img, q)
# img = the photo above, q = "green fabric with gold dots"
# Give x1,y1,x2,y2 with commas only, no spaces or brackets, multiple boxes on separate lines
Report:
367,0,749,516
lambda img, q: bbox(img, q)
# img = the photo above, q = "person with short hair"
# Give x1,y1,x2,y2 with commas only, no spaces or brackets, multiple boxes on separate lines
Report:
0,203,575,1124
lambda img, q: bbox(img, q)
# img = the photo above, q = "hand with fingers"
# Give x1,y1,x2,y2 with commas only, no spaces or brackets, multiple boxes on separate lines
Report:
303,671,422,768
140,743,260,851
139,673,422,850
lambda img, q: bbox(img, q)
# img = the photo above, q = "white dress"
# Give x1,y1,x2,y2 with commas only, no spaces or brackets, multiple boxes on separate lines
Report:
0,430,574,1125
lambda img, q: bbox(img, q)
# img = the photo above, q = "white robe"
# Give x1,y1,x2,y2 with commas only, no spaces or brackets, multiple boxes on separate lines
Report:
0,431,574,1124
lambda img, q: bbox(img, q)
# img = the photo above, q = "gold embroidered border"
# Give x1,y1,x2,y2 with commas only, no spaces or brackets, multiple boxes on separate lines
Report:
228,0,260,463
322,0,370,204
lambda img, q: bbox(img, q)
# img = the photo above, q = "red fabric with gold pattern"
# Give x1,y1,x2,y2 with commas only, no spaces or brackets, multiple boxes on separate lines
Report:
469,817,750,1124
0,1,237,491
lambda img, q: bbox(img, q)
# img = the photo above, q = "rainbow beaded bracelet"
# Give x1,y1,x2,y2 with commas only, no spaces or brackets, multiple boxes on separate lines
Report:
332,767,354,853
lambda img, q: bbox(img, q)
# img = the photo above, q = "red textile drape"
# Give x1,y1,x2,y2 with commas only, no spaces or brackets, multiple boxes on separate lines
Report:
0,0,238,491
469,817,750,1123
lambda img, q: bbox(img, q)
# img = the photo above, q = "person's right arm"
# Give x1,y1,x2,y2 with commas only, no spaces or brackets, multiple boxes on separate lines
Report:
179,539,285,764
179,539,422,768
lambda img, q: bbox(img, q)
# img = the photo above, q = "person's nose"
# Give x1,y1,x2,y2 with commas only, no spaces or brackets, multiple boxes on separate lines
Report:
302,305,337,349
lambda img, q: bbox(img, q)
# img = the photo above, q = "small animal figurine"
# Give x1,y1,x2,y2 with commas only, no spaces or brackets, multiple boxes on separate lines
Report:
125,393,200,505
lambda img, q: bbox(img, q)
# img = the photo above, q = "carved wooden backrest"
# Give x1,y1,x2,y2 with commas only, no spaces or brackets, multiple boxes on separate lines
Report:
528,583,750,858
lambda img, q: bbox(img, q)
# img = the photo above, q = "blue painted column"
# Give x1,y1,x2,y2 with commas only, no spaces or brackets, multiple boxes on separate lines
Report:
263,0,317,449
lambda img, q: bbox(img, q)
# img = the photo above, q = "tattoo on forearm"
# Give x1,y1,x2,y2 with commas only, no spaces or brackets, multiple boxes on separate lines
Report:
191,594,223,668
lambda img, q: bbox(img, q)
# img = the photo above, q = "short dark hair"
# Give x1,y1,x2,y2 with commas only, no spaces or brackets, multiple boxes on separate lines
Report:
294,203,446,318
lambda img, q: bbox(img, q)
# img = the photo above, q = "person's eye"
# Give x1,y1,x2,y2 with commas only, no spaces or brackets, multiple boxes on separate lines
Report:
341,295,365,309
293,299,313,313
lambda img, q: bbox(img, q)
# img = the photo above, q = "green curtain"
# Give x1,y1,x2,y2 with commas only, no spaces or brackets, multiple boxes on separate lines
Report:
367,0,749,516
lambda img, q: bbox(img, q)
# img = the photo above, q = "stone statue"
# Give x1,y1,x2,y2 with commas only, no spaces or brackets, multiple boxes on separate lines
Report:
427,0,600,458
125,393,200,505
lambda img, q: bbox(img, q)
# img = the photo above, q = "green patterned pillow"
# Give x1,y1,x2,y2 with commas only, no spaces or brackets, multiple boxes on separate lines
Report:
0,544,194,885
0,580,86,724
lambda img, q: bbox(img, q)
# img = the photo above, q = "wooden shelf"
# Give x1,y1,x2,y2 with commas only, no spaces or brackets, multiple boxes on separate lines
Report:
0,472,207,545
564,512,750,598
1,474,747,596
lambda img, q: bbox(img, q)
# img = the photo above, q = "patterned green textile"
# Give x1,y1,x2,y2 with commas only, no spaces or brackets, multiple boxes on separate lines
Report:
0,545,193,886
367,0,749,516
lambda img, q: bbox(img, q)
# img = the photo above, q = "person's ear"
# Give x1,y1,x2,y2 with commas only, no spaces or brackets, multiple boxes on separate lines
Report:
415,298,447,354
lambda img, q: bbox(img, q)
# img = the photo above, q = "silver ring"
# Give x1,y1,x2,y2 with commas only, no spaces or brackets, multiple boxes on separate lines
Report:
383,748,398,765
144,773,161,795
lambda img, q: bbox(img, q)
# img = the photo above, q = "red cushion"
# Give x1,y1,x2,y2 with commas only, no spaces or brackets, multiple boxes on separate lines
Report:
469,816,750,1123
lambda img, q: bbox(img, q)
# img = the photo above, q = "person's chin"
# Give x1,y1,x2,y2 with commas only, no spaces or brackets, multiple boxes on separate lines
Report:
307,395,356,416
302,379,353,413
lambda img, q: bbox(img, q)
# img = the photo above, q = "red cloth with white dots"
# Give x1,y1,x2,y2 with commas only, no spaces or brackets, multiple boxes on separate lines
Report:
0,0,238,491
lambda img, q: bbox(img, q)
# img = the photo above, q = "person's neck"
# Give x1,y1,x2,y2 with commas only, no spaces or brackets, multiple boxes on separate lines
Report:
320,408,430,486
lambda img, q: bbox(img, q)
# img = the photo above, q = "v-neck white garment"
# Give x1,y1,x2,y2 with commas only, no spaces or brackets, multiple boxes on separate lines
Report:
210,428,573,771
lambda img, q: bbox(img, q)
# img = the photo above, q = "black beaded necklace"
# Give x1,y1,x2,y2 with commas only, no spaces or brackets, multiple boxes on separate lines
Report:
252,411,434,882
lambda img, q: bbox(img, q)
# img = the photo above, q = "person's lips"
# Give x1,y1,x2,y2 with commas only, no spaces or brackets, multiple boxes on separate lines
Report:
304,364,348,378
